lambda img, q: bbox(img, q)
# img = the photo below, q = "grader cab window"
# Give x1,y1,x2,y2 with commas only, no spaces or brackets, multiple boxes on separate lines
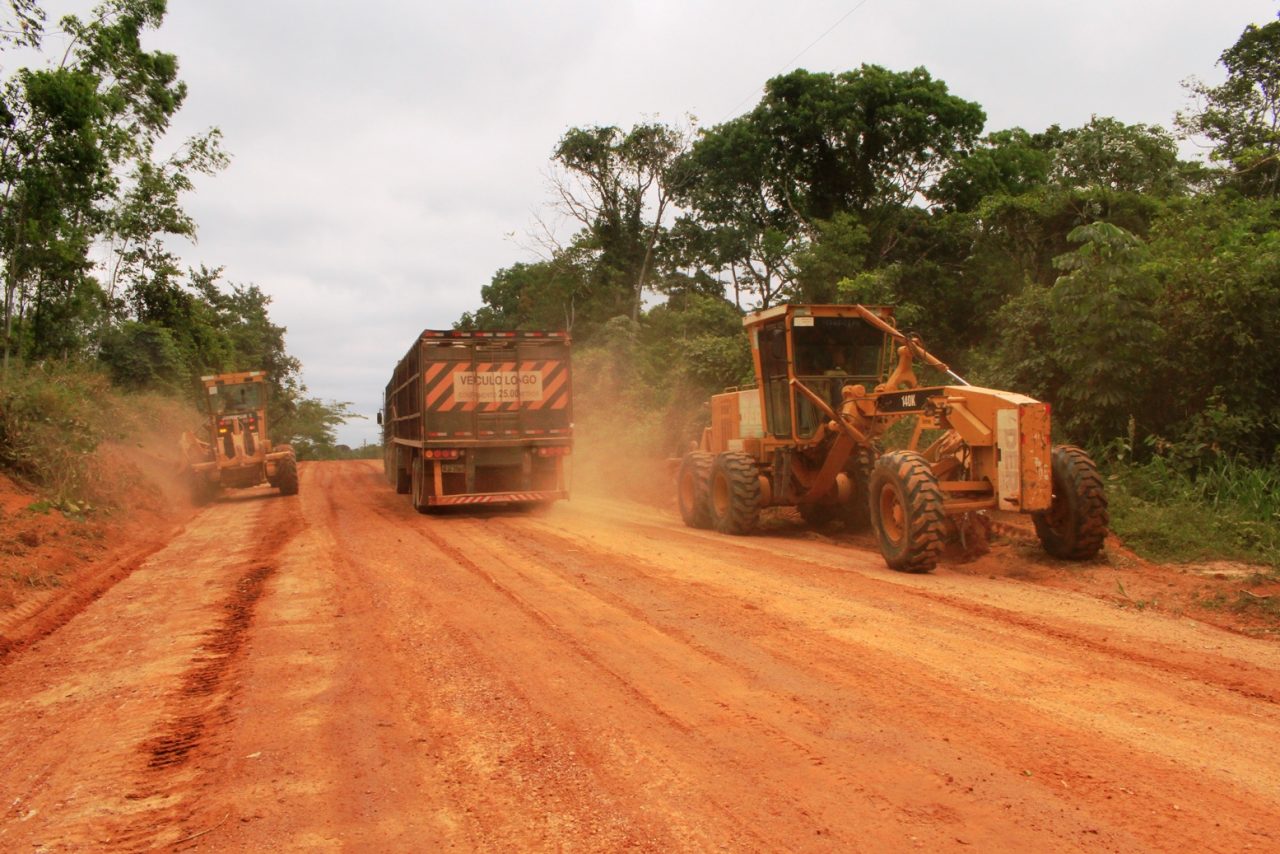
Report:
793,316,888,438
211,382,264,414
758,321,792,438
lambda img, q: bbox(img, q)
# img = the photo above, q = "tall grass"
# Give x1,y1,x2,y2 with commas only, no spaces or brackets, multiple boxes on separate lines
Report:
0,363,112,500
1107,456,1280,570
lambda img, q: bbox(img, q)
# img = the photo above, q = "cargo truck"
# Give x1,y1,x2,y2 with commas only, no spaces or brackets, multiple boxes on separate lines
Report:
380,330,572,511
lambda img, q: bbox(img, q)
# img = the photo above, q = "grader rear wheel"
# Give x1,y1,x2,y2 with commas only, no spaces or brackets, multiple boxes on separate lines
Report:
709,451,760,536
1034,445,1108,560
677,451,714,529
868,450,947,573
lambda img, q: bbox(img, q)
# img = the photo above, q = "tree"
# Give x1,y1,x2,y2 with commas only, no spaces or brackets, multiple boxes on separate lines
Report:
1,0,42,51
1,0,192,370
930,127,1054,213
1179,17,1280,198
676,65,985,308
1052,116,1186,195
542,122,688,323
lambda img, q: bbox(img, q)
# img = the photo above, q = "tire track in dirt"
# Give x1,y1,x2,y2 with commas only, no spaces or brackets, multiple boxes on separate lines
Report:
565,497,1280,704
0,488,301,852
0,536,174,665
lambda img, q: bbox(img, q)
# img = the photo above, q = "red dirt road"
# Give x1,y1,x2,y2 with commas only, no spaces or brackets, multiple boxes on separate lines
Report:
2,460,1278,851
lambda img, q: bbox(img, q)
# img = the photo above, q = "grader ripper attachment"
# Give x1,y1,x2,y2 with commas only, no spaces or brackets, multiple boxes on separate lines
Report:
676,304,1108,573
179,370,299,503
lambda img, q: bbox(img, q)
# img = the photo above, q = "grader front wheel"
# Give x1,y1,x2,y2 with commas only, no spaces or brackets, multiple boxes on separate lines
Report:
1033,445,1108,560
868,451,947,573
275,454,299,496
709,451,760,535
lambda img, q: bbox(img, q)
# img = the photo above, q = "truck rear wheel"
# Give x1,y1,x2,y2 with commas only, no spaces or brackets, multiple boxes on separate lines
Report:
1033,445,1108,560
411,456,435,514
868,450,946,573
709,451,760,535
275,454,299,496
677,451,714,529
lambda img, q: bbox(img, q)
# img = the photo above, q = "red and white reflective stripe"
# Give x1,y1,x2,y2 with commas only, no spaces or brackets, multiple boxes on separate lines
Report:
428,491,565,506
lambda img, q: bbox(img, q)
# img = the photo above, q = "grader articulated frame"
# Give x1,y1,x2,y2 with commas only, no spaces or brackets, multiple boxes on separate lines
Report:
676,304,1108,573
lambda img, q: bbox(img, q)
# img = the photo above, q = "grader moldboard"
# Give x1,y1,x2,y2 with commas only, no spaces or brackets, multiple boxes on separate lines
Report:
676,304,1108,573
179,371,299,503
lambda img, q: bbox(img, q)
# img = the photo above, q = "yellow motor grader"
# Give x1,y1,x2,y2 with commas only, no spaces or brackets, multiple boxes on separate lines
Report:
180,370,298,503
676,304,1107,572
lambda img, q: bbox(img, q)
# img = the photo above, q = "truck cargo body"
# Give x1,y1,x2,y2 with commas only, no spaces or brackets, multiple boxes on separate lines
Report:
383,330,572,510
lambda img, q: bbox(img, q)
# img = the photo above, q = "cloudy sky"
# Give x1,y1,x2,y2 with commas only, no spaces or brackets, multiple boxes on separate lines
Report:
40,1,1280,444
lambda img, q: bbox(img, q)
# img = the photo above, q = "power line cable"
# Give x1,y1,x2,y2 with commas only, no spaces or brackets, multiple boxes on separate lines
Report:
719,0,875,122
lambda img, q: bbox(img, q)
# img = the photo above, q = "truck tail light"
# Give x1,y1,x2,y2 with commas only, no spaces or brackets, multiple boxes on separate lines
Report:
535,446,571,457
424,449,461,460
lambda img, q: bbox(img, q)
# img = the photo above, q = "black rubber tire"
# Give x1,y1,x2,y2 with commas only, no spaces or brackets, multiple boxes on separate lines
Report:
275,454,299,496
709,451,760,535
1033,445,1108,560
392,447,412,494
840,450,875,532
677,451,714,529
411,455,436,514
868,450,947,573
798,502,837,528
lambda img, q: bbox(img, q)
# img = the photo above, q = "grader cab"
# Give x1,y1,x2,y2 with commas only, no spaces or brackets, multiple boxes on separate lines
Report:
676,304,1107,572
179,370,299,503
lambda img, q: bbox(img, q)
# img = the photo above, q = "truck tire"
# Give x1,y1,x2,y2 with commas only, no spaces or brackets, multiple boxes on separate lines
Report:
411,456,434,514
275,454,299,496
677,451,714,529
868,450,946,573
1033,445,1108,560
709,451,760,535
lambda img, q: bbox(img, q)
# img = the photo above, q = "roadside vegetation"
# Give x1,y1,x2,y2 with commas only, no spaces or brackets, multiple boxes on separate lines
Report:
455,16,1280,572
0,1,354,505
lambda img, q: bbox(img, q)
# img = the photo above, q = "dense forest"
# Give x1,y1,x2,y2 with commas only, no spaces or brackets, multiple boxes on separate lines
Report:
0,0,353,458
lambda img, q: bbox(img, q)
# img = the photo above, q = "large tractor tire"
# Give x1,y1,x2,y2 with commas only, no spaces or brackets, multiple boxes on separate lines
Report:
275,454,299,496
677,451,714,529
709,451,761,535
1033,445,1108,560
868,450,947,573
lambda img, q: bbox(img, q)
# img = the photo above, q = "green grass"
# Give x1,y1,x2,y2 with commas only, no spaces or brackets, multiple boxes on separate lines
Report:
1107,458,1280,571
0,363,113,501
